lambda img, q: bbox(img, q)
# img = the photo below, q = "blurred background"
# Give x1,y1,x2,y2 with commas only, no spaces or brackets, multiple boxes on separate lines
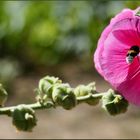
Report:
0,1,140,139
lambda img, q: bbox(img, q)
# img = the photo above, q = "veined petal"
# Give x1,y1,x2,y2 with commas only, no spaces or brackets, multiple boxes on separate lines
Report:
94,9,134,77
100,31,129,87
112,18,140,46
94,7,140,106
118,71,140,105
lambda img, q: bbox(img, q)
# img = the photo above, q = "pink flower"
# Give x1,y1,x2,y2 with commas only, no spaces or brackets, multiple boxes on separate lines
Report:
94,7,140,106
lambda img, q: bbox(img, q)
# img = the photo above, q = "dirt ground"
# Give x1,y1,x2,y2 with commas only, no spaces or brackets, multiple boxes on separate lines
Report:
0,61,140,139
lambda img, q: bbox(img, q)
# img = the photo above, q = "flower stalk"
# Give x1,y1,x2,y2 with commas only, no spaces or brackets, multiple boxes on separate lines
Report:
0,75,129,132
0,102,54,116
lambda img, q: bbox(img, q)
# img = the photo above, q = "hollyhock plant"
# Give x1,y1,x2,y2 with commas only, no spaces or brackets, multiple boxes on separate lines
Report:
94,7,140,106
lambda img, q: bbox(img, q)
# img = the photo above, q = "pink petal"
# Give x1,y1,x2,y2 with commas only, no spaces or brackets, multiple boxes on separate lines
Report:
118,69,140,105
112,18,140,46
94,8,140,105
99,31,130,87
94,9,134,77
100,18,140,86
96,18,140,105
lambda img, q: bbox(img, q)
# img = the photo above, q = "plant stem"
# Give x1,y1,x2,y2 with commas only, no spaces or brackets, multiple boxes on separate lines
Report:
0,92,107,116
0,102,54,116
76,92,106,102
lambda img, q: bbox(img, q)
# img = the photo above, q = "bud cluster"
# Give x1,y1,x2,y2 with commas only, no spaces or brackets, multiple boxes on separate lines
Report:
37,76,77,110
37,76,128,115
0,75,129,133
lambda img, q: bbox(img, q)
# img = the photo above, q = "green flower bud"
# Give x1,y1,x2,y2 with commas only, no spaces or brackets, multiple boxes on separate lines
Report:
12,105,37,132
0,84,8,107
102,89,128,116
52,84,77,110
38,76,62,97
86,97,100,106
74,85,90,97
87,82,96,92
37,76,62,104
74,83,99,105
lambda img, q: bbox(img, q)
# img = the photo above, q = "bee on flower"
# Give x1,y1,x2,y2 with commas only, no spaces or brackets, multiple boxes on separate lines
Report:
94,7,140,106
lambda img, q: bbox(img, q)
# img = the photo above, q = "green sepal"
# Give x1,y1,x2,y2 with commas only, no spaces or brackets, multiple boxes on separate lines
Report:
102,89,128,116
12,105,37,132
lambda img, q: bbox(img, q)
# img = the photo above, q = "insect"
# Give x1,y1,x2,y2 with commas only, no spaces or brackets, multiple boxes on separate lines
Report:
126,45,140,64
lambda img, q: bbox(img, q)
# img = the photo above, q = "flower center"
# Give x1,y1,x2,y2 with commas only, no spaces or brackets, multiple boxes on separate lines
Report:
126,45,140,64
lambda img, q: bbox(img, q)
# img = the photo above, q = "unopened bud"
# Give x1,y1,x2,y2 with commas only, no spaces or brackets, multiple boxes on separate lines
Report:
12,105,37,132
86,97,100,106
74,85,90,97
74,83,99,105
37,76,62,103
52,84,77,110
39,76,62,95
102,89,128,116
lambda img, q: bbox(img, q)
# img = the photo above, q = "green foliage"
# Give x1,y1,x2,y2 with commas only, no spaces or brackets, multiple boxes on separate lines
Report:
0,1,115,66
0,1,138,68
